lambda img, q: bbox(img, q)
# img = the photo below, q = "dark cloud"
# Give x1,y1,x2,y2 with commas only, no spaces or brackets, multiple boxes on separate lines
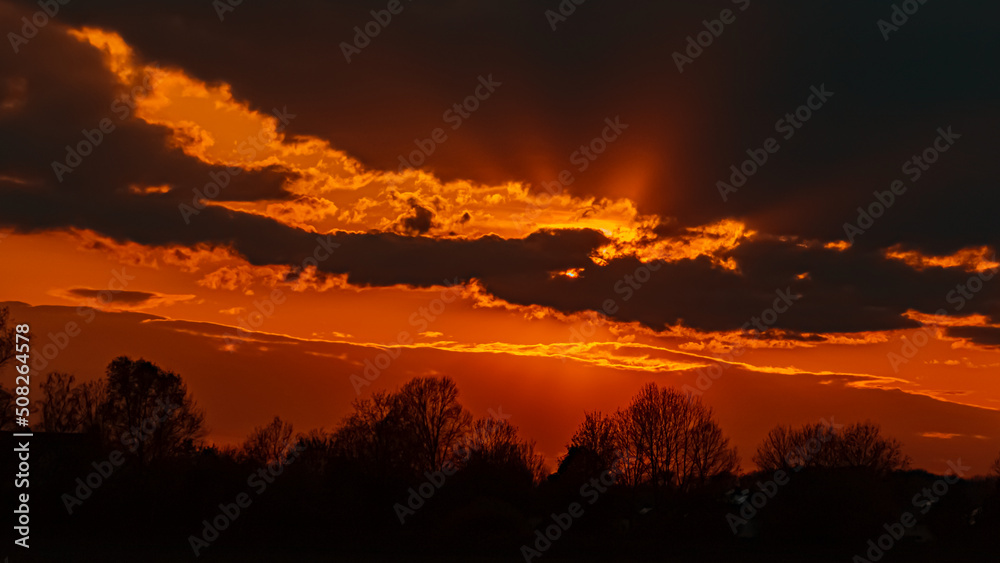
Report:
27,0,1000,256
466,236,1000,334
945,326,1000,349
2,1,999,336
401,199,434,234
67,288,156,305
0,2,292,208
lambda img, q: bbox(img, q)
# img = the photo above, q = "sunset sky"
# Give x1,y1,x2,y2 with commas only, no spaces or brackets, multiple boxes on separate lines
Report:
2,0,999,475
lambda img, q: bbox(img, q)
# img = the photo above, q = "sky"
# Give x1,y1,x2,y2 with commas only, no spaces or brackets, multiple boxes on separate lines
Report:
1,0,999,475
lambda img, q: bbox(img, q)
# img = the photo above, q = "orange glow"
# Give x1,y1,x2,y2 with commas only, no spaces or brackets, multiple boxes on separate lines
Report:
128,184,172,195
903,310,994,328
590,218,753,270
552,268,584,279
885,244,999,272
2,23,999,481
69,28,140,82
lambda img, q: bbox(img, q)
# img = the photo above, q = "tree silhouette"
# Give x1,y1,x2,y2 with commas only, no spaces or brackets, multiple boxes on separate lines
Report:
684,409,742,487
0,385,12,431
76,379,107,435
294,428,337,475
38,372,84,432
333,390,411,480
753,420,909,475
101,356,207,463
836,421,910,473
0,306,17,430
0,306,14,369
566,383,738,490
241,415,295,465
991,452,1000,479
463,417,546,484
752,422,838,472
395,376,472,471
567,411,618,472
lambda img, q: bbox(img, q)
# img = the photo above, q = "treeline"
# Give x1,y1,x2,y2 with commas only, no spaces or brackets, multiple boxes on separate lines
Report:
1,335,999,559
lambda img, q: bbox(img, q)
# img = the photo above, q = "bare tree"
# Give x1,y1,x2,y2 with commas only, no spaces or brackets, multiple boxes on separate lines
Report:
333,390,411,478
294,428,336,474
752,424,798,472
102,356,207,463
0,306,15,370
753,422,839,472
76,379,107,435
395,376,472,471
992,452,1000,479
623,383,738,490
0,306,18,430
38,372,84,432
837,421,910,474
682,409,742,488
464,417,546,483
566,383,738,491
610,409,643,487
0,386,12,431
753,420,908,475
567,411,618,471
240,416,294,465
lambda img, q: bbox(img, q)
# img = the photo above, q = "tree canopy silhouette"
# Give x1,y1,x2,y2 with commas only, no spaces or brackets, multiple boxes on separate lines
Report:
0,305,14,369
241,415,295,465
333,389,412,481
327,375,547,492
753,420,909,475
0,306,17,430
38,372,85,433
395,376,473,471
462,416,546,484
566,383,739,491
100,356,207,463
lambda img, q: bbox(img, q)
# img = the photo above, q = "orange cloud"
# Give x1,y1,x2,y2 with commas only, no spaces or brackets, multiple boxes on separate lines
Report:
885,244,999,273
